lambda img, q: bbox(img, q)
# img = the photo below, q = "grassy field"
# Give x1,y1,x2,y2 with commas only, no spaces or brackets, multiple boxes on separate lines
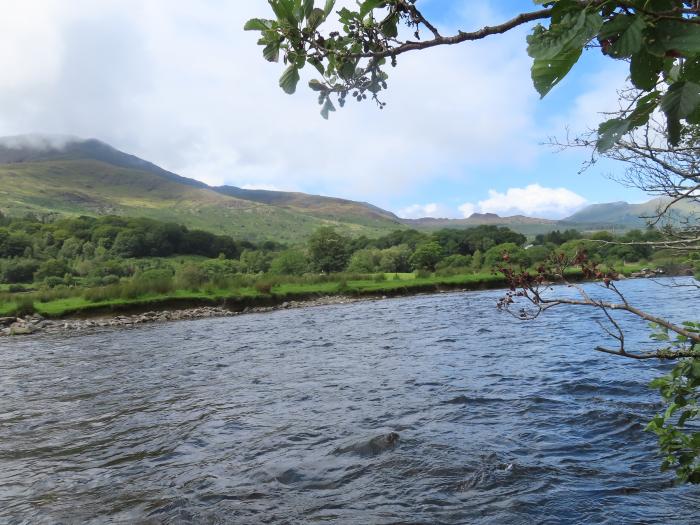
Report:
0,263,652,319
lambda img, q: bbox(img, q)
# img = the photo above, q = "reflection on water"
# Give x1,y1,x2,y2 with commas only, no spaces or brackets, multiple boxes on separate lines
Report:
1,278,698,524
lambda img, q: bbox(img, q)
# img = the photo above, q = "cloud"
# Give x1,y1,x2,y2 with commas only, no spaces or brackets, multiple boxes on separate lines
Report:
457,202,477,218
0,133,79,151
459,184,588,219
241,183,290,192
0,0,541,204
398,202,458,219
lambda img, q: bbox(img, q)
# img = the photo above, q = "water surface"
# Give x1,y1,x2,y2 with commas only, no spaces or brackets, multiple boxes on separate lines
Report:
1,278,699,524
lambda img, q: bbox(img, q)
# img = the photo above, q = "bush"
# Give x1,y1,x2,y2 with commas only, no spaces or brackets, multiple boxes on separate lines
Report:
102,274,120,286
176,264,209,290
35,259,71,280
43,276,65,289
8,284,27,293
13,296,35,317
1,259,39,284
254,281,273,294
415,269,432,279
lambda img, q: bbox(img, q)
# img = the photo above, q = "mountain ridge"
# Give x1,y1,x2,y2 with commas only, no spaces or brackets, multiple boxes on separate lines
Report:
0,135,696,240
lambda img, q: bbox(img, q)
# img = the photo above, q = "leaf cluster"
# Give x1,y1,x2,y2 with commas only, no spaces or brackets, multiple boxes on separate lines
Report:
647,324,700,483
248,1,700,146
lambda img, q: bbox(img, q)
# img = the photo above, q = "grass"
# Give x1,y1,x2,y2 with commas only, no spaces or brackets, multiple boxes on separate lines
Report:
0,261,668,319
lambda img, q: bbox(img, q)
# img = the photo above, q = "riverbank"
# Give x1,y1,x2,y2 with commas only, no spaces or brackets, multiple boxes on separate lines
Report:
0,265,676,338
0,295,378,337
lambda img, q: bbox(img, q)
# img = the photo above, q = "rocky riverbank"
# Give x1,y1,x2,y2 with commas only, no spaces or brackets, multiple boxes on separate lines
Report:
0,295,371,338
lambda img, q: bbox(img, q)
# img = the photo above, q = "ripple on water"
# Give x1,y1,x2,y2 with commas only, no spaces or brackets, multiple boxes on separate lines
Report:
0,278,698,524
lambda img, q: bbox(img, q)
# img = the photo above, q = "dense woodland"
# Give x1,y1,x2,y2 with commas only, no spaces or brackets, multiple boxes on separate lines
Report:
0,211,690,292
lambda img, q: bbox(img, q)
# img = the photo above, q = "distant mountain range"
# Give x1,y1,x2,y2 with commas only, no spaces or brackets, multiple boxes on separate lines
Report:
0,135,695,241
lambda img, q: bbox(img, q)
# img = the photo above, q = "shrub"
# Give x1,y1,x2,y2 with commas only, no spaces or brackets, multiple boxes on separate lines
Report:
102,274,120,286
176,264,209,290
415,269,432,279
35,259,71,280
1,259,39,284
43,276,65,289
8,284,26,293
13,296,35,317
254,281,273,294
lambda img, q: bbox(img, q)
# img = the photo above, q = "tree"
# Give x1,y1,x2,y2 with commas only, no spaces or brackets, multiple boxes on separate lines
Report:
247,1,700,143
308,227,351,273
270,249,309,275
409,241,443,271
378,244,412,272
347,248,381,272
240,249,272,274
484,243,531,268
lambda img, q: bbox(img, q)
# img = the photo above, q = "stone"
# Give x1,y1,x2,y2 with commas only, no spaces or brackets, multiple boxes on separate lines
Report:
10,323,37,336
0,317,17,327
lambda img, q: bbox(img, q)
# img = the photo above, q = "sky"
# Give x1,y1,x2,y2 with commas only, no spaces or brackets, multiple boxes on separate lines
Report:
0,0,651,220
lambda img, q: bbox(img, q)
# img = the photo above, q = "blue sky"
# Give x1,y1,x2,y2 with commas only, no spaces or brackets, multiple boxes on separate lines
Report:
0,0,649,219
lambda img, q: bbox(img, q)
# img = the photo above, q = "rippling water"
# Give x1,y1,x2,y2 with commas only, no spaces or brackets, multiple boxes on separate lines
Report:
1,278,699,524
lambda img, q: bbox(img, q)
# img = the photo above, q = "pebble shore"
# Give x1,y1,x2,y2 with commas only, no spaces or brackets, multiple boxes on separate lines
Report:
0,295,373,338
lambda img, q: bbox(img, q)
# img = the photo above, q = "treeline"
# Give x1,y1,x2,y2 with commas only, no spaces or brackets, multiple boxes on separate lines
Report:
0,211,682,288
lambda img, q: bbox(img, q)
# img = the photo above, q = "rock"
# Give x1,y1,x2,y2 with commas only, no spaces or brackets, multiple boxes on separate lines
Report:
0,317,17,327
10,323,38,336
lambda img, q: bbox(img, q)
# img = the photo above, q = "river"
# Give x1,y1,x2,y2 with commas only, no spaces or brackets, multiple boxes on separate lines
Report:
1,278,699,524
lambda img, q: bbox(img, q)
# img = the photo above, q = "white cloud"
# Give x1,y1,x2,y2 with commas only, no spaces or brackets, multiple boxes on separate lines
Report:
241,183,289,192
398,203,457,219
457,202,477,218
459,184,588,219
0,0,541,203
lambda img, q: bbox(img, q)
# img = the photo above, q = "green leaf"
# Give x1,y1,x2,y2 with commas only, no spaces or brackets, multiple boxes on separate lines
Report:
308,79,326,91
307,8,326,30
360,0,385,18
320,98,336,119
323,0,336,16
279,65,301,94
608,15,646,58
630,50,663,90
263,41,281,62
303,0,314,19
270,0,298,26
527,11,602,97
531,46,582,97
244,18,274,31
597,118,631,152
655,20,700,55
661,81,700,144
661,81,700,120
527,11,602,60
380,14,399,38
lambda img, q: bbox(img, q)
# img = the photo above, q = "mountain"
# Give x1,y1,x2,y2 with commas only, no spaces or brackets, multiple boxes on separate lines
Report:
402,213,558,236
0,135,404,242
214,186,401,226
561,198,699,229
1,134,696,242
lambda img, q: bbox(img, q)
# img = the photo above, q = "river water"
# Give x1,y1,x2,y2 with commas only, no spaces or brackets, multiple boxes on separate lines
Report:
1,278,699,524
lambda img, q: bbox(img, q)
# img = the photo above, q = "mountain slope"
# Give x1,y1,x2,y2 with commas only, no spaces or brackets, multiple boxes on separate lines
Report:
561,198,699,228
215,186,401,226
1,135,696,241
0,136,405,242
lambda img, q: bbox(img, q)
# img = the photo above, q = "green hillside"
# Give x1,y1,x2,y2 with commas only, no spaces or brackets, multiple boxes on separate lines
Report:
561,198,699,229
1,135,696,242
0,159,401,243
